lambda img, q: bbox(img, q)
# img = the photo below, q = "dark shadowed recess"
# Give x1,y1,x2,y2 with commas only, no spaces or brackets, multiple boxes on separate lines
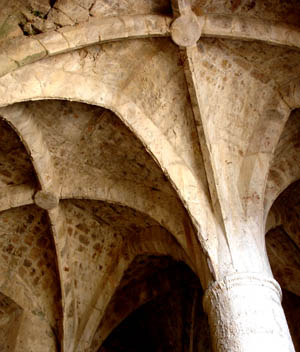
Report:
266,180,300,351
0,292,23,351
99,258,211,352
0,118,37,188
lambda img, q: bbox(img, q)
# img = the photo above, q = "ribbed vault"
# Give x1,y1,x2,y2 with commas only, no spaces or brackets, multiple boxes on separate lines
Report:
0,0,300,350
0,98,208,351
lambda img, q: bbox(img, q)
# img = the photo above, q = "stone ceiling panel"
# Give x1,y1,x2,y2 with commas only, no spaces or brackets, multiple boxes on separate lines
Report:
0,0,172,42
192,0,300,27
215,38,300,86
22,100,174,195
60,199,189,349
0,0,299,347
0,118,36,189
0,292,23,352
0,205,62,332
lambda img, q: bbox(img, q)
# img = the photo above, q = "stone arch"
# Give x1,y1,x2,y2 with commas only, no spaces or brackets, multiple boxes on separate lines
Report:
0,263,40,313
0,184,35,213
1,12,300,80
0,62,214,274
54,198,198,351
0,204,62,329
238,99,291,218
264,108,300,218
280,78,300,110
0,265,58,351
75,224,195,352
0,98,206,279
0,94,213,350
56,199,203,351
63,187,194,261
265,179,300,249
265,180,300,350
0,104,57,191
91,256,209,352
0,101,192,255
0,116,37,211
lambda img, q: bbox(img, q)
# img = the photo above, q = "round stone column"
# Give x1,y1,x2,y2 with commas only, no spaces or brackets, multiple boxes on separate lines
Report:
203,273,295,352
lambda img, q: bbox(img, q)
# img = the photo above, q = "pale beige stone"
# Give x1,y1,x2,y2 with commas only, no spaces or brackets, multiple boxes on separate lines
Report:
35,31,70,56
204,273,295,352
34,190,59,210
0,1,299,351
54,0,90,23
0,54,18,77
3,37,46,66
171,12,203,47
47,7,75,27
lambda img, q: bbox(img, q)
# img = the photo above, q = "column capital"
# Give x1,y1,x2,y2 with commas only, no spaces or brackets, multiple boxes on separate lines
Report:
203,272,282,311
203,272,294,352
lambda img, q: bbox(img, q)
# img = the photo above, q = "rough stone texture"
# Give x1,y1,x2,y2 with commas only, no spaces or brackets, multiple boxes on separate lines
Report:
0,293,23,351
171,11,203,47
59,199,191,351
203,273,294,352
0,206,62,330
0,0,172,45
89,0,172,17
192,0,300,27
35,190,59,210
184,36,299,275
24,100,174,195
0,0,299,351
0,119,35,188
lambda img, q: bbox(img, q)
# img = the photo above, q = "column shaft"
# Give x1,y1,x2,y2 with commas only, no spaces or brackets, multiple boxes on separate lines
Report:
203,273,295,352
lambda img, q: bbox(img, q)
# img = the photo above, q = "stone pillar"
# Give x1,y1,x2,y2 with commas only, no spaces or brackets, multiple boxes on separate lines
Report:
203,273,295,352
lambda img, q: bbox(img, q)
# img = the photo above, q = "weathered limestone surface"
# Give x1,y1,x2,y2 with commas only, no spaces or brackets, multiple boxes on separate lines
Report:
0,39,216,267
35,190,59,210
0,293,23,351
0,0,299,351
185,36,300,276
204,273,294,352
265,109,300,216
191,0,300,27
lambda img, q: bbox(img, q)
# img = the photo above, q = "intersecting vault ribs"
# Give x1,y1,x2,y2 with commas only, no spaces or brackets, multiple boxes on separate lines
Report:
0,0,299,351
35,190,59,210
171,9,203,47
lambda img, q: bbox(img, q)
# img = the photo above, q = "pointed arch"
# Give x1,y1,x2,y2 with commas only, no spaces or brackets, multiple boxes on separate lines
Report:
0,58,214,276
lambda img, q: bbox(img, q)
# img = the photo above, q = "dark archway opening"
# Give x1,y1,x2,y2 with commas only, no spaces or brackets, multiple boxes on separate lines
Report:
98,258,211,352
266,180,300,351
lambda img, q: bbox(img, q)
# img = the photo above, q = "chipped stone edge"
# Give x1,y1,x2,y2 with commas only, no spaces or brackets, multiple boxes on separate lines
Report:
0,14,299,78
0,14,172,78
202,14,300,51
0,184,35,213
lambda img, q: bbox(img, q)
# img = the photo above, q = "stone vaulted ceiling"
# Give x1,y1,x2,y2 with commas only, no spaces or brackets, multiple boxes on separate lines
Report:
0,0,299,351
